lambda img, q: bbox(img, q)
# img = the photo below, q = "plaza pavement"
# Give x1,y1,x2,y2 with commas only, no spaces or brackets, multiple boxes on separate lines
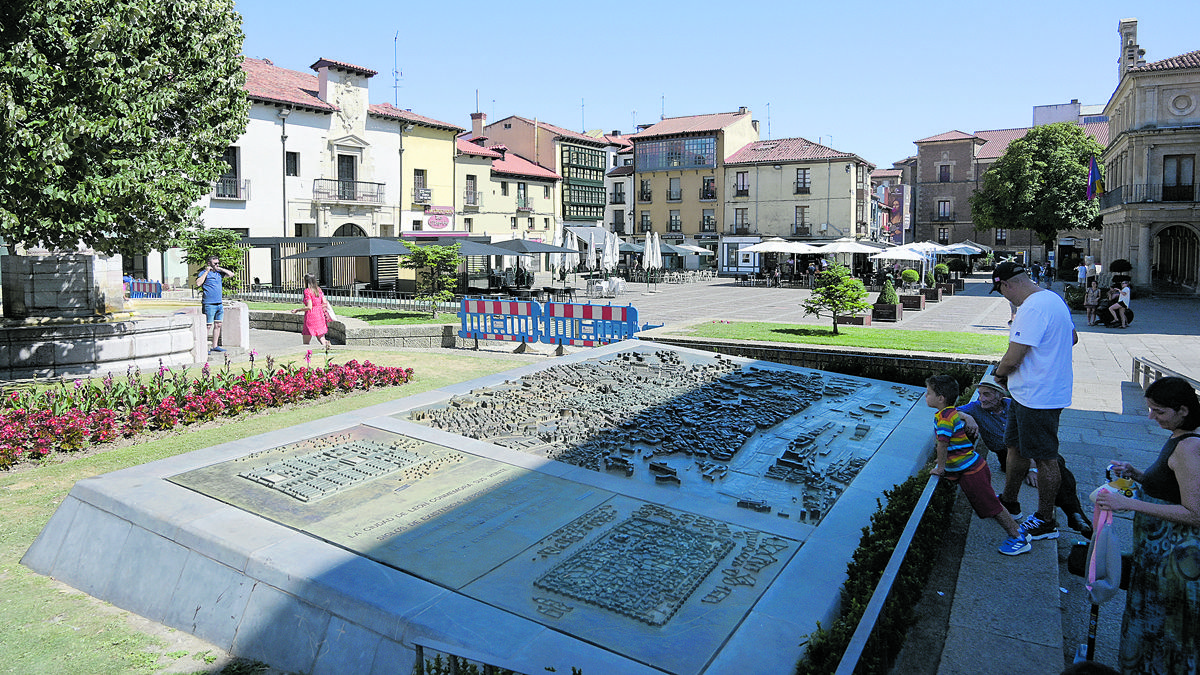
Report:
238,271,1200,673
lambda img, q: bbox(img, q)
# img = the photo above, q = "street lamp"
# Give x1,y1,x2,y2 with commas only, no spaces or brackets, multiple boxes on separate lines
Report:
278,108,290,238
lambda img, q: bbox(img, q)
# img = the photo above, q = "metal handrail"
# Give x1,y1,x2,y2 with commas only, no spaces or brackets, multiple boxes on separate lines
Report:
1131,356,1200,392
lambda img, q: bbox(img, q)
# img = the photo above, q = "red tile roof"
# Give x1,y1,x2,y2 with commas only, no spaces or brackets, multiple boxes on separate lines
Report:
974,122,1110,160
491,150,560,181
242,57,336,112
607,165,634,177
309,58,378,77
629,110,750,139
724,137,860,165
368,102,463,132
456,136,502,158
871,168,903,178
915,130,980,144
1131,49,1200,72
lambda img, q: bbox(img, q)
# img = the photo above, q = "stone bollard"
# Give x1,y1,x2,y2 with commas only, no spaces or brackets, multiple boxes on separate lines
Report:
222,301,250,348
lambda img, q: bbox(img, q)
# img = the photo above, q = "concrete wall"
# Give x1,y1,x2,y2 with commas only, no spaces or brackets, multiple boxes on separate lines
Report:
248,311,468,349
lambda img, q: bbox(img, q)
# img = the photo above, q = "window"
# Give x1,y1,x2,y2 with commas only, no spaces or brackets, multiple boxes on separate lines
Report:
285,151,299,177
701,209,715,231
463,217,473,232
1163,155,1195,201
734,208,749,230
725,244,741,269
528,217,535,229
544,185,551,199
795,206,809,229
668,177,681,201
938,165,951,182
938,227,949,244
465,174,478,206
414,169,426,188
995,228,1008,245
511,217,517,229
412,219,422,231
337,154,356,200
937,200,952,219
735,172,749,196
640,211,651,232
668,210,681,232
634,137,716,171
701,176,716,200
215,146,242,198
543,218,550,229
795,168,811,193
501,182,509,196
639,179,652,201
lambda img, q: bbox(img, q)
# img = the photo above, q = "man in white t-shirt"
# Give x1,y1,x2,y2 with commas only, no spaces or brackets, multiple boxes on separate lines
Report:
1106,280,1131,328
990,262,1079,549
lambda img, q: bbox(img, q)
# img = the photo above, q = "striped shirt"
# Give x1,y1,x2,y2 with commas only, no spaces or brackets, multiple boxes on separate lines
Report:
934,407,978,473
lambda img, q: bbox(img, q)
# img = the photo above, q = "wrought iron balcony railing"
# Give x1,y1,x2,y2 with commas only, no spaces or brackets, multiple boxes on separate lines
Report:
699,188,717,200
793,223,811,236
212,177,249,200
733,187,749,197
668,220,682,232
312,179,385,204
639,223,653,233
667,189,682,201
931,211,955,222
463,190,482,207
1100,183,1199,209
639,190,652,202
610,192,626,204
517,197,533,211
794,183,811,194
700,219,717,232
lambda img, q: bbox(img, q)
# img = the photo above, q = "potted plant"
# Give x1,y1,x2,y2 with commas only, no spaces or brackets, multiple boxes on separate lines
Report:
872,278,903,322
933,263,955,296
920,270,942,302
898,269,925,310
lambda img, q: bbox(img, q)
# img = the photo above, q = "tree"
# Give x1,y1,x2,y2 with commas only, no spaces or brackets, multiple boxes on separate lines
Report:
801,262,870,335
969,122,1104,249
0,0,249,256
401,243,462,317
182,229,242,290
876,278,899,306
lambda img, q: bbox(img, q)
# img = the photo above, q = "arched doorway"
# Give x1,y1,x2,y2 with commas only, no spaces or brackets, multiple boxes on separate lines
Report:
327,223,369,288
1153,224,1199,292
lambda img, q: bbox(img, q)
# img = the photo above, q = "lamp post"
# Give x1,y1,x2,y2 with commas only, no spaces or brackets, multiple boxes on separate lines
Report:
278,108,290,238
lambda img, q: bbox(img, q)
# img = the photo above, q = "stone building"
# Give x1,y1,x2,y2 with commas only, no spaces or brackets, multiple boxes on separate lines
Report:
1098,19,1200,292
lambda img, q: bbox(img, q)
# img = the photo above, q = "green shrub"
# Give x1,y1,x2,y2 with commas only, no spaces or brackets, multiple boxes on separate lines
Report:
900,269,919,286
1109,258,1132,273
1063,284,1085,311
876,279,899,306
795,472,955,674
946,258,967,273
933,264,949,283
924,271,936,288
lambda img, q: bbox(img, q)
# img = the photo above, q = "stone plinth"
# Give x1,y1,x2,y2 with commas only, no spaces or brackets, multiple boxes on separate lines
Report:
2,253,126,319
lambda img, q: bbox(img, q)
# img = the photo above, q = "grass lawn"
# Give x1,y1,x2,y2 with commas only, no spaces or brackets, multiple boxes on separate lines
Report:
0,350,517,675
677,321,1008,355
244,302,458,326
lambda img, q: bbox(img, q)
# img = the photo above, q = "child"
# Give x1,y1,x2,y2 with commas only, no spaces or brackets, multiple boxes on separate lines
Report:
925,374,1030,556
1083,280,1101,326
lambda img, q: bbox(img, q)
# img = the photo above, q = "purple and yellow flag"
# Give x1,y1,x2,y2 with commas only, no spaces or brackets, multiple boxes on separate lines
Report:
1086,156,1104,200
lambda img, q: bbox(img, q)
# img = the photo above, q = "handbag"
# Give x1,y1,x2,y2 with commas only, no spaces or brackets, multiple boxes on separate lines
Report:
322,294,337,322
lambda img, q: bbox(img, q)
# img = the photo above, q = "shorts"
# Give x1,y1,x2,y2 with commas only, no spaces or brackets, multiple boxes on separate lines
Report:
948,461,1003,519
202,302,224,324
1003,400,1061,460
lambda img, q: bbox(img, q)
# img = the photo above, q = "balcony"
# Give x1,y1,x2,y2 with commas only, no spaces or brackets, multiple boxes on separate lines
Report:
639,190,652,202
639,223,653,233
728,222,752,235
610,222,627,235
700,219,717,233
517,196,533,211
313,179,385,204
699,188,717,200
667,189,682,201
1100,183,1199,209
667,220,682,232
609,191,626,204
212,177,249,200
794,183,811,194
412,187,432,203
463,190,482,207
932,211,956,222
793,223,811,236
733,186,749,197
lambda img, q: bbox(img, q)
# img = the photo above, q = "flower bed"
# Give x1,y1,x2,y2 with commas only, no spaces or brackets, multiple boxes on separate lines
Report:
0,351,414,469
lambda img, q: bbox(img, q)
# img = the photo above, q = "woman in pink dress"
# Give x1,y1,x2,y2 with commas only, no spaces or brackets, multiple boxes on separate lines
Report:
291,273,331,347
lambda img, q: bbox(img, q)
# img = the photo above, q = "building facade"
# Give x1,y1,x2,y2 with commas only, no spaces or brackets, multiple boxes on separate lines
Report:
1098,20,1200,292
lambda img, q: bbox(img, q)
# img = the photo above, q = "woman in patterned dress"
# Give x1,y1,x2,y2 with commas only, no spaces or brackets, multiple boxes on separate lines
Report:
290,273,331,348
1096,376,1200,674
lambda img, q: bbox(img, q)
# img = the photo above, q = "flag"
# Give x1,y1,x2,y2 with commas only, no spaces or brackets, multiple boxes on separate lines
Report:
1086,156,1104,200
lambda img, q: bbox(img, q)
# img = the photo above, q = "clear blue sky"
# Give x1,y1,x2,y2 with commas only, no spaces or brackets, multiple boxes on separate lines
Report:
236,1,1199,168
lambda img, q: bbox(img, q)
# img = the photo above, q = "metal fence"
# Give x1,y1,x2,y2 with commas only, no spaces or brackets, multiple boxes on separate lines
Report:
231,286,458,315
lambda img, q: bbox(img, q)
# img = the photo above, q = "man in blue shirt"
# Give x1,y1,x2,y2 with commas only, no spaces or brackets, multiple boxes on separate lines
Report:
959,374,1092,538
196,256,234,352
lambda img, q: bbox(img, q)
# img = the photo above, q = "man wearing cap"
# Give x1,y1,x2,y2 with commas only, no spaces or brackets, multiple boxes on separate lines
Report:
959,374,1092,538
990,261,1078,547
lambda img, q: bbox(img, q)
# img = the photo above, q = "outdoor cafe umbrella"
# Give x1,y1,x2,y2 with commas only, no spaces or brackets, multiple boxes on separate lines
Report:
490,238,577,255
281,237,411,259
812,239,880,254
602,230,620,273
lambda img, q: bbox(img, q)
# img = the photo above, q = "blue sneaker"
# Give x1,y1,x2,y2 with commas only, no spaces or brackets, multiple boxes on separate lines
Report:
210,346,226,353
998,532,1031,556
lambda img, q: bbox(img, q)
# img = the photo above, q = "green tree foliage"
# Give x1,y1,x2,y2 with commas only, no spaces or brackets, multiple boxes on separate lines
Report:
969,122,1104,247
0,0,250,256
876,278,899,306
801,262,870,335
182,229,242,290
401,243,462,316
900,269,920,286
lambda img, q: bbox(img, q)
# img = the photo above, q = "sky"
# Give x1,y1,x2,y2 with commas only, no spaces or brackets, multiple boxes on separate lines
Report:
235,0,1200,169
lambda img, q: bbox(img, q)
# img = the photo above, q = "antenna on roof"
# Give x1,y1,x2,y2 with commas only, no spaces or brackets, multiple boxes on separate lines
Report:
475,89,479,114
581,98,585,132
392,31,401,106
660,95,665,120
766,102,771,140
632,109,637,130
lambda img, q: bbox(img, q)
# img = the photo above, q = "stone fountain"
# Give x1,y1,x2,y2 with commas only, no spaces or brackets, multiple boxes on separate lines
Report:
0,252,205,379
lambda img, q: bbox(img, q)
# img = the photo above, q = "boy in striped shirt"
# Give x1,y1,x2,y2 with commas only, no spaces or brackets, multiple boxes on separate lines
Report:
925,374,1030,556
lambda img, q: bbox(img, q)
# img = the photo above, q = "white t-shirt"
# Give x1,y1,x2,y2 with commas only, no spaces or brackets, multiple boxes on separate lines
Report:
1008,289,1074,409
1076,265,1087,283
1119,286,1131,307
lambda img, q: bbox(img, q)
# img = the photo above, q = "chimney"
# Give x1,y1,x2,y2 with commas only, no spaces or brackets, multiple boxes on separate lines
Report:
751,120,760,135
611,130,621,136
471,112,486,138
738,106,748,115
315,64,330,102
1118,19,1146,80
